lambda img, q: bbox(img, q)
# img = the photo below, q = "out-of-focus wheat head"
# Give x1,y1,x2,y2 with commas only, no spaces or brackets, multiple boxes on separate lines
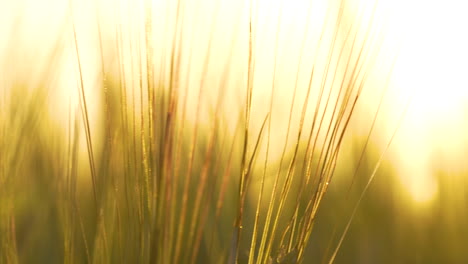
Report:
0,0,408,263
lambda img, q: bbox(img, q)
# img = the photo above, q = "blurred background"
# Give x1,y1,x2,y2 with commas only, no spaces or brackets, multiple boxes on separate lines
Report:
1,0,468,263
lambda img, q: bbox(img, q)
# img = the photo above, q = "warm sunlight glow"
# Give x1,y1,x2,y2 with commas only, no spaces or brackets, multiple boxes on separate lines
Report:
4,0,468,262
388,0,468,204
406,165,439,205
410,179,438,204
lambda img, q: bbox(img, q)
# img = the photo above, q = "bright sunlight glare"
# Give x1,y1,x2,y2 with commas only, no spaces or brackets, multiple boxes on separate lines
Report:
2,0,467,206
388,0,468,204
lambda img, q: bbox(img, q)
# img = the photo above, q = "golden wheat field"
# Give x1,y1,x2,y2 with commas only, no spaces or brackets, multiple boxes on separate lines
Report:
1,0,468,263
